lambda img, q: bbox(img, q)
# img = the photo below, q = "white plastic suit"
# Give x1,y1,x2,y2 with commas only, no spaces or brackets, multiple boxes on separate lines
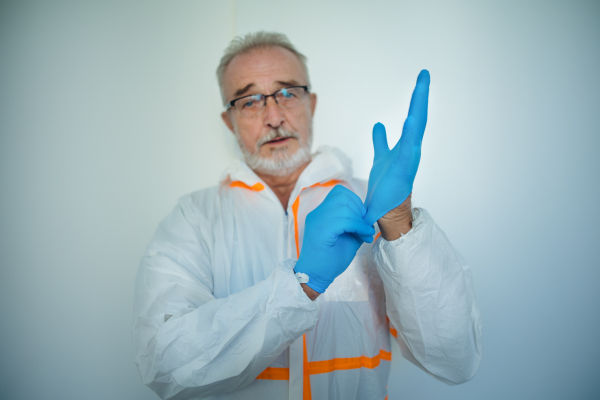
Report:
133,147,483,400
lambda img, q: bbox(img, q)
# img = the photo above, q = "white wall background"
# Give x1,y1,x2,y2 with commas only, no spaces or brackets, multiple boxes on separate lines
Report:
1,1,599,399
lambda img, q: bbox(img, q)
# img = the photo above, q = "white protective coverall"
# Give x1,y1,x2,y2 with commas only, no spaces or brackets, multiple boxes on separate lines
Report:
133,146,483,400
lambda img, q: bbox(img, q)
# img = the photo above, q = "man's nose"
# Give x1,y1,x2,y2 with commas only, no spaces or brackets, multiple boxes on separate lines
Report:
263,96,285,129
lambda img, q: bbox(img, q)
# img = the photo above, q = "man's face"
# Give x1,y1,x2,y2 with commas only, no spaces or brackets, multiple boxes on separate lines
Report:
221,46,317,176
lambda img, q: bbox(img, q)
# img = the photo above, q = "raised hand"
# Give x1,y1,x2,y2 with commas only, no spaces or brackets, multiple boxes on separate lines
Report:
363,70,430,227
295,185,375,293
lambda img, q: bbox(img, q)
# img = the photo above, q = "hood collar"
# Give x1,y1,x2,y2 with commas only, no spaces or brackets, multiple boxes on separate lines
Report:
221,146,354,191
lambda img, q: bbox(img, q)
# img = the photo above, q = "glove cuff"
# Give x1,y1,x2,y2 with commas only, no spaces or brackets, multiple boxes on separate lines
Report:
303,278,329,294
294,271,309,284
294,261,330,293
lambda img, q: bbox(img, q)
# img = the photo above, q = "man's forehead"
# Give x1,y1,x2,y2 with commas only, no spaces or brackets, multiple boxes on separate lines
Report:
223,46,307,99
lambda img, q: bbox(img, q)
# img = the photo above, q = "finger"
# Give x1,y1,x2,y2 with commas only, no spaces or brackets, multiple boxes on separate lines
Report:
327,185,367,216
325,216,376,238
324,197,363,220
363,209,377,228
321,202,366,223
355,233,374,243
394,123,422,176
372,122,389,160
395,70,430,149
326,184,351,198
363,206,383,227
338,197,365,218
315,192,367,222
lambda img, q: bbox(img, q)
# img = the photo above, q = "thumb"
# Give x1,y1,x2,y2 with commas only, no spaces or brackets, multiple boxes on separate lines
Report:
363,207,378,228
372,122,389,160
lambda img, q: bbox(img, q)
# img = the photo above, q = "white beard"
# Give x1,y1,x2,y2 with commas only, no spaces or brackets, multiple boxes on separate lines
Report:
234,127,313,177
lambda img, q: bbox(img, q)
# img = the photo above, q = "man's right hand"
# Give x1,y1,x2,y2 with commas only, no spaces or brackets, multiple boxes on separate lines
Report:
294,185,375,294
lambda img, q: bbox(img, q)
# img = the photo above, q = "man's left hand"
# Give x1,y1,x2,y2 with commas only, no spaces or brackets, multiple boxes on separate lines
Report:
363,70,430,239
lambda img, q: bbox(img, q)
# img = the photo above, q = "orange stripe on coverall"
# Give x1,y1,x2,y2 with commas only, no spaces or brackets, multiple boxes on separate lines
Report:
291,180,342,257
255,348,392,380
305,349,392,375
255,367,289,380
229,181,265,191
303,334,312,400
385,316,398,338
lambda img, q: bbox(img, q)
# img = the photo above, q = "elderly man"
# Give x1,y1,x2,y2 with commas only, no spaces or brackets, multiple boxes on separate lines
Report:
133,32,482,400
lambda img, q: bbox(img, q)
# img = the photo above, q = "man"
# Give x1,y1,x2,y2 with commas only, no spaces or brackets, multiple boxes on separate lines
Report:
133,32,482,400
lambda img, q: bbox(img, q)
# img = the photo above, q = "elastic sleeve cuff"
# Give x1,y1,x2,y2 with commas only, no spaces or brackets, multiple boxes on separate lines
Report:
277,259,323,309
371,207,430,277
375,207,424,246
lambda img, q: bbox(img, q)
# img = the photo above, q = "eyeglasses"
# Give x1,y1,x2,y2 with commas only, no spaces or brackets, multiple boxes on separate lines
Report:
226,86,310,117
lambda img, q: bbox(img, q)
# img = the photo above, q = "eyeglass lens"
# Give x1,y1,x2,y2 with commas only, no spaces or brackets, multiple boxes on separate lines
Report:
236,87,305,116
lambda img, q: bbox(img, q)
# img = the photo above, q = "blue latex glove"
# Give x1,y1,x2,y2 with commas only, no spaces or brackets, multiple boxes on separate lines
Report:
294,185,376,293
364,70,430,226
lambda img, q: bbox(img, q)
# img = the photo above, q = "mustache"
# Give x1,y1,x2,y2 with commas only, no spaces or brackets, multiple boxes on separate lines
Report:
256,128,300,149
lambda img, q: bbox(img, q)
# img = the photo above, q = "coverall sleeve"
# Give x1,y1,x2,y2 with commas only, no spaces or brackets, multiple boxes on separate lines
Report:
372,207,483,385
133,199,320,400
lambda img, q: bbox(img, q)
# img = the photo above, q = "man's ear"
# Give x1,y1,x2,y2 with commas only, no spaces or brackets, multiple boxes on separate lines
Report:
221,111,234,133
309,93,317,117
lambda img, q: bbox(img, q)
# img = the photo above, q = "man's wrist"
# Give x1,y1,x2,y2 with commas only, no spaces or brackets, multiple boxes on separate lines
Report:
377,194,412,241
301,283,320,300
295,260,321,300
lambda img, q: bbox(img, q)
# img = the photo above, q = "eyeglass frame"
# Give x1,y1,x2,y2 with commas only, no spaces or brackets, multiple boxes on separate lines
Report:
225,86,310,114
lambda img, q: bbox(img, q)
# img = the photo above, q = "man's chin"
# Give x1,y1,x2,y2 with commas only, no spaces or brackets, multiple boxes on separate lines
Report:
246,145,312,177
262,144,296,156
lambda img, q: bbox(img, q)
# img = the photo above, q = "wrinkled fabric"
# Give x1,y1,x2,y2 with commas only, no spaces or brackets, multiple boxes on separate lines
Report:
133,146,483,400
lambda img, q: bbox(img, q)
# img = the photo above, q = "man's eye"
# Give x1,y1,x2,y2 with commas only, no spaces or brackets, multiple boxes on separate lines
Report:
281,89,295,98
241,95,262,108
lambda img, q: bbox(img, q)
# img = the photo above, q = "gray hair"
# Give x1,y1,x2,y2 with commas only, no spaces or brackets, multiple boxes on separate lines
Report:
216,31,311,105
